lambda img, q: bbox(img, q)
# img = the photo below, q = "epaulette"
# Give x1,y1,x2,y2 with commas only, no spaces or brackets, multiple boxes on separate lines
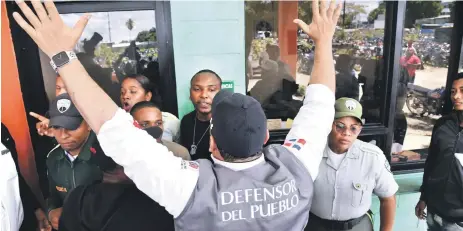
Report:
357,140,383,156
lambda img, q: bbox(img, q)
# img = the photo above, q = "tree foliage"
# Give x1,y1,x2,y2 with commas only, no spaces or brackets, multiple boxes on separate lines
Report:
136,27,157,42
368,2,385,24
404,1,443,28
94,44,121,66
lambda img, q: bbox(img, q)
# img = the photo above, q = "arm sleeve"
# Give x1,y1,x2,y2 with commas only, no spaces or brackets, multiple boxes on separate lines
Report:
373,154,399,198
283,84,335,180
46,176,62,214
97,109,199,218
420,125,440,202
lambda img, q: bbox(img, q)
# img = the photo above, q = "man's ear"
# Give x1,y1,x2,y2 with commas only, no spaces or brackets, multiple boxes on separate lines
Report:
145,92,152,101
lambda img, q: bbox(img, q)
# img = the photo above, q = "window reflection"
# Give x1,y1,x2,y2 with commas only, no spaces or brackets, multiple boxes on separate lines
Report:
392,1,455,164
245,1,386,130
39,10,158,107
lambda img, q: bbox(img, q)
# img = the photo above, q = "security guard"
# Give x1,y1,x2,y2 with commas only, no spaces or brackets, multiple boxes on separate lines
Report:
306,98,398,231
13,0,341,230
45,94,102,230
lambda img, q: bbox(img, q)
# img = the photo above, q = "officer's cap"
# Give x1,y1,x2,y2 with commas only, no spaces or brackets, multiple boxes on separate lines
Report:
334,97,363,124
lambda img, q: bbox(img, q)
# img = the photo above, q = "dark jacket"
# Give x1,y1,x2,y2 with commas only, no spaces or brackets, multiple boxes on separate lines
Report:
421,112,463,221
1,123,41,231
59,183,175,231
46,132,102,214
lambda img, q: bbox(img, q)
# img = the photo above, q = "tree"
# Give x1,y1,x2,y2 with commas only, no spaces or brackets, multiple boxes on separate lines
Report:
126,18,135,41
340,3,366,28
94,44,120,66
404,1,443,28
368,2,386,24
136,27,157,42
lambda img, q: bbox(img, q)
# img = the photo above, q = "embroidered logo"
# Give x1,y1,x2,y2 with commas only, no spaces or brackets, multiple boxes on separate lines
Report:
283,139,307,151
57,99,71,113
56,186,67,192
90,147,96,155
181,160,199,170
345,100,356,111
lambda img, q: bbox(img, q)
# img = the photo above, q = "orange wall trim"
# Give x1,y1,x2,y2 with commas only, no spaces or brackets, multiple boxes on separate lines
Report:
1,1,41,198
278,1,298,78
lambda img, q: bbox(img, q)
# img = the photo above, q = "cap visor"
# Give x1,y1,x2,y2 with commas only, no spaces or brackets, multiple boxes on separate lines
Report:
49,116,83,130
334,112,363,124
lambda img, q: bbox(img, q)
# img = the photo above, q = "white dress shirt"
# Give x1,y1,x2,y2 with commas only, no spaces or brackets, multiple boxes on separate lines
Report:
0,143,24,231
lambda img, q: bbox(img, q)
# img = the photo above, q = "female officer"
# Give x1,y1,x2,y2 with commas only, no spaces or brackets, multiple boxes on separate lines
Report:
306,98,398,231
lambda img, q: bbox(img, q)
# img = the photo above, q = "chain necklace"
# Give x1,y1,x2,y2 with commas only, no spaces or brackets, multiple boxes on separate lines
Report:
190,117,211,155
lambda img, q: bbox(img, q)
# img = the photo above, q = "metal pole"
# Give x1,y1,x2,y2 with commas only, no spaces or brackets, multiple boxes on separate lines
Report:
342,0,346,27
107,12,112,43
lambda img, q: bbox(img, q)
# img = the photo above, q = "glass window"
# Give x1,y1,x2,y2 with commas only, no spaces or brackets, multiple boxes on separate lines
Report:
39,9,157,106
245,1,387,130
392,1,454,164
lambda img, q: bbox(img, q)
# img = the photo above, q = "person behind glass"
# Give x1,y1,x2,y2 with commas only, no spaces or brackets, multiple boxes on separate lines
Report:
335,54,359,100
58,127,174,231
306,98,398,231
45,94,102,230
179,69,222,161
416,73,463,231
120,75,181,142
399,48,421,84
12,0,340,229
130,101,190,160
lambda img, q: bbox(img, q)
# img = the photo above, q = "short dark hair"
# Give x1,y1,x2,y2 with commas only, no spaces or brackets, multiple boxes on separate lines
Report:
130,101,162,116
190,69,222,86
220,150,263,163
455,72,463,82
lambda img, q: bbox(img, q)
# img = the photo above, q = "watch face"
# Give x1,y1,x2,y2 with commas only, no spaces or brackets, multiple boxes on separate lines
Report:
52,51,70,67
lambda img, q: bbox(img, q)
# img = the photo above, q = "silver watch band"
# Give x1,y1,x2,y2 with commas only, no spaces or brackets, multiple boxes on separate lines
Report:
49,51,77,71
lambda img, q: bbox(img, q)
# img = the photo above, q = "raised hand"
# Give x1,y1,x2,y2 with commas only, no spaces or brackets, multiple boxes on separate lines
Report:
29,112,53,137
293,0,342,43
12,0,91,58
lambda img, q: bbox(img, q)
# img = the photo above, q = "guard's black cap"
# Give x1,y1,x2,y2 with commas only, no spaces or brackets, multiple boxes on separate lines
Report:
211,90,267,158
49,93,83,130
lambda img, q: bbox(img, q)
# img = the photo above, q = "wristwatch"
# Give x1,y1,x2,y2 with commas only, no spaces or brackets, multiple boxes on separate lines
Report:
49,51,77,71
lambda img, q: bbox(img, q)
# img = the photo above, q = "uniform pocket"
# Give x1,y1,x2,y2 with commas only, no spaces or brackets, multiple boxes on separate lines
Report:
351,181,367,207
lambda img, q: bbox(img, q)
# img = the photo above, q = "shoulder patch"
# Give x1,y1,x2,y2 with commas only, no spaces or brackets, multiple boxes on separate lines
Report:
181,160,199,170
283,138,307,151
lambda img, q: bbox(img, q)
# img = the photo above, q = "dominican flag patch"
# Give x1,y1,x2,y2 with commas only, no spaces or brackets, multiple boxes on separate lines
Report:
283,139,307,151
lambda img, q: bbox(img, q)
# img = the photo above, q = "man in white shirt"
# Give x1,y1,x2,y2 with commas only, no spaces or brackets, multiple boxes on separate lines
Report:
13,0,340,229
0,143,24,231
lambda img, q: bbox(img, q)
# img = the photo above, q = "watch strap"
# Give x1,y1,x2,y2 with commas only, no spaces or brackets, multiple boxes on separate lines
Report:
50,51,77,71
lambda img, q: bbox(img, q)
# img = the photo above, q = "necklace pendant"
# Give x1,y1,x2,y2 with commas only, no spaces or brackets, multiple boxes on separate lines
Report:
190,144,197,155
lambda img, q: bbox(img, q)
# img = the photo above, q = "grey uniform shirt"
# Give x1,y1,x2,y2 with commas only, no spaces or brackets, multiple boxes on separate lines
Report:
310,140,399,221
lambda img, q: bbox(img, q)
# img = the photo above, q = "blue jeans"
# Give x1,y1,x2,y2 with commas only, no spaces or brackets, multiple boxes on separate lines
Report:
427,212,463,231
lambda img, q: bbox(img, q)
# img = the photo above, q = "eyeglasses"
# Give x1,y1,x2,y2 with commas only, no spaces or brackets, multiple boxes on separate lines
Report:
334,122,362,135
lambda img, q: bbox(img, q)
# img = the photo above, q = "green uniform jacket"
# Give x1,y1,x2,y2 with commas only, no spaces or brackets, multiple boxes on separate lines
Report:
46,132,102,214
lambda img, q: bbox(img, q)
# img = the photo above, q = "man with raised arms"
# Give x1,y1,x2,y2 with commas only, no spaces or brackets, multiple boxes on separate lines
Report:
13,0,340,229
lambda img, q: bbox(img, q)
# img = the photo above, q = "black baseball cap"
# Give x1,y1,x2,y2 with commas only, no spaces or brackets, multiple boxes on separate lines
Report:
211,90,267,158
49,93,83,130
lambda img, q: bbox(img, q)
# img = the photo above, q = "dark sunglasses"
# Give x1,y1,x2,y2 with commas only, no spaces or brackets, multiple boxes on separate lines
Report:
334,122,362,135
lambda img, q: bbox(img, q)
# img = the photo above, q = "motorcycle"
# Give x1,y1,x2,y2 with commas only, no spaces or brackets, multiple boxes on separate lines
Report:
406,83,445,117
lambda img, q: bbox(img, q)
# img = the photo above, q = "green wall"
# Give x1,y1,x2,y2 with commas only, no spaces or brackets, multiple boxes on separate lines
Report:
170,1,246,119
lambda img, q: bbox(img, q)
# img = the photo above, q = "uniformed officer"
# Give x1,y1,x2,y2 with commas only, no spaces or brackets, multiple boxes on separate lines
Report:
13,0,341,230
306,98,398,231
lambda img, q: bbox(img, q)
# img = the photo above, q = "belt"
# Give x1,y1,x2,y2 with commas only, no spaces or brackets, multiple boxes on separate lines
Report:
309,212,367,230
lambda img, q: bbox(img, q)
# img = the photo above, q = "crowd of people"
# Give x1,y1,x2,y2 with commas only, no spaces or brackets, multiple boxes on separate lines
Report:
2,1,463,231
